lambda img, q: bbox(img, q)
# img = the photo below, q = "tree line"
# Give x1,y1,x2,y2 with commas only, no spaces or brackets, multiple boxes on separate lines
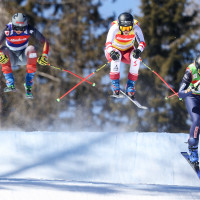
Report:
0,0,199,133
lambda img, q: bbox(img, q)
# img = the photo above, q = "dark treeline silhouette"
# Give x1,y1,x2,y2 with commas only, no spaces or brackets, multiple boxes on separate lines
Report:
0,0,200,133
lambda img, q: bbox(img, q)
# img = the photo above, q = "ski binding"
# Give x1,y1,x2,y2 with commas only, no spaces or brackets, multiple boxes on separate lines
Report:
181,152,200,179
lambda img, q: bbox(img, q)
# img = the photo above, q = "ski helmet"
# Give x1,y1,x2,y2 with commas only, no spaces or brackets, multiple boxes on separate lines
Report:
118,12,134,30
12,13,28,31
195,55,200,71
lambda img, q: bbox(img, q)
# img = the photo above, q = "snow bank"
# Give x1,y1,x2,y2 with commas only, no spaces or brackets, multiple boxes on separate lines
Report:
0,131,198,186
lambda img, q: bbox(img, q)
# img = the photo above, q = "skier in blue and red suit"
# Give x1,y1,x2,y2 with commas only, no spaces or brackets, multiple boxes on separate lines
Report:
0,13,49,98
179,55,200,163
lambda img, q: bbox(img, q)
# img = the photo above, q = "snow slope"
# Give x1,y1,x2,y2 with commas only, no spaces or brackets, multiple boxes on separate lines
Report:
0,131,199,200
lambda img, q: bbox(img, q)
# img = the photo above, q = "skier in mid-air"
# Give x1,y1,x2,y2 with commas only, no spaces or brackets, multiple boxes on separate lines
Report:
0,13,49,98
104,12,145,98
178,55,200,163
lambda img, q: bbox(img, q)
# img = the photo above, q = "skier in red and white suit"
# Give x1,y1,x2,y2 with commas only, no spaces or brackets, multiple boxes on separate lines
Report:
105,12,145,97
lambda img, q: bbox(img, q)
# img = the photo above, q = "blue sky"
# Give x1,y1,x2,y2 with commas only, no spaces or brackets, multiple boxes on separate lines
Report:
99,0,141,18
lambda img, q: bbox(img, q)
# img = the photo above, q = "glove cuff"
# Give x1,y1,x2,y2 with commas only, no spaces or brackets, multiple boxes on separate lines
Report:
136,48,142,53
42,53,48,58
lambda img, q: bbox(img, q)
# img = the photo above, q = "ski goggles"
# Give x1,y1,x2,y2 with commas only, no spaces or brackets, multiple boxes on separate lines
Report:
13,25,27,31
119,26,133,32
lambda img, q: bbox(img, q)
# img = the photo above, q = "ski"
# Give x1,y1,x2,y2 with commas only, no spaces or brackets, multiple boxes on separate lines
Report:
3,86,16,93
120,90,148,110
110,94,125,98
181,152,200,179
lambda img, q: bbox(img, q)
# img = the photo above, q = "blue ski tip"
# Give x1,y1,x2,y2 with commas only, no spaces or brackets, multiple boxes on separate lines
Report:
92,83,96,87
56,98,60,102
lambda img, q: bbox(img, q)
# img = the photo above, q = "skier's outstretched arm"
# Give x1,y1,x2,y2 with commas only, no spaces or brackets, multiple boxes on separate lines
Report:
178,69,192,98
29,25,49,55
133,24,145,53
29,25,49,65
105,23,118,54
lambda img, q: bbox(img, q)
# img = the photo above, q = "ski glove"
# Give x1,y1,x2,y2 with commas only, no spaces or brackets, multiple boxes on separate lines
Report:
0,52,9,64
190,80,200,92
37,54,48,66
110,50,120,61
133,49,141,59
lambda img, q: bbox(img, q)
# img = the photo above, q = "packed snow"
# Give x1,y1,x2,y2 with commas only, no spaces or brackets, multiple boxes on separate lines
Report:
0,131,199,200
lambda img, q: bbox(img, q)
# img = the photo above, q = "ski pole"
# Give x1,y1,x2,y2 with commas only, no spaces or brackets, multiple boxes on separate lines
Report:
165,92,182,101
165,92,179,99
46,63,95,86
56,61,110,102
139,58,179,98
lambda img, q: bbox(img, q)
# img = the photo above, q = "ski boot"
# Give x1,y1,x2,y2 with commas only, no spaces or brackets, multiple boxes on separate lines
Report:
24,83,33,99
112,79,120,96
4,85,16,93
126,79,136,99
189,146,199,164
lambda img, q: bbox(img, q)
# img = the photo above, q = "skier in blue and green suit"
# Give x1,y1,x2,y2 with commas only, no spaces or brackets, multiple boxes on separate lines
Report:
179,55,200,163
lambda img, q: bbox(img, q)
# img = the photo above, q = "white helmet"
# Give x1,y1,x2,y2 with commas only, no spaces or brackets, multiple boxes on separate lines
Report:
12,13,28,28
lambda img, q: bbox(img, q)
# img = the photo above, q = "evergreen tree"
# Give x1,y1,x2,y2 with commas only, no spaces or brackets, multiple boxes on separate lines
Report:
0,0,131,131
136,0,200,132
2,0,199,133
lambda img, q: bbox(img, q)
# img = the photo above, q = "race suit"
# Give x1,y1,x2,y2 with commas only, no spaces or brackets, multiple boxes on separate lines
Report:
179,63,200,149
105,19,145,81
0,23,49,87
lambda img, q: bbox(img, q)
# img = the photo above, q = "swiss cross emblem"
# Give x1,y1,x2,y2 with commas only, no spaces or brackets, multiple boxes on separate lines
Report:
5,31,9,36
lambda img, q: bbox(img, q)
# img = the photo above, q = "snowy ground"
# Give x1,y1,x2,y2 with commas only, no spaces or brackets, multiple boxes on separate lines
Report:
0,131,199,199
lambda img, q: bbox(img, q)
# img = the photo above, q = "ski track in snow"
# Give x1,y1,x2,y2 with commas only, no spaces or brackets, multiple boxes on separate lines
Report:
0,131,199,200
